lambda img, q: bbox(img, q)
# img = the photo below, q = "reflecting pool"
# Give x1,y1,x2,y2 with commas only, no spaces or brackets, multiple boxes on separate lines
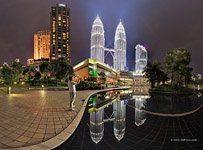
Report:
56,89,203,150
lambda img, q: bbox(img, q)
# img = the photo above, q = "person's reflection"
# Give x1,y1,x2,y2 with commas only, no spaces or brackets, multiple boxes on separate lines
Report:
90,109,104,144
134,96,147,126
113,98,126,141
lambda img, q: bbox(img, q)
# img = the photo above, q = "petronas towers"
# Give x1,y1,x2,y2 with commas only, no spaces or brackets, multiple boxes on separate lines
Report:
90,16,105,63
91,16,127,71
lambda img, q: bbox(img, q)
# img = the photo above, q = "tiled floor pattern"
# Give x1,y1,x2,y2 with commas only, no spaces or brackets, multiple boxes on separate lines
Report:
0,90,94,148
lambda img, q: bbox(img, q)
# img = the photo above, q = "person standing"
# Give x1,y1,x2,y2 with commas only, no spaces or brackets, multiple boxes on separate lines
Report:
68,76,80,111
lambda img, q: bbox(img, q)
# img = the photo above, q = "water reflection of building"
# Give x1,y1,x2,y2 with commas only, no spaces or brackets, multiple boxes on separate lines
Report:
90,109,104,144
89,90,130,143
113,100,126,141
134,95,148,126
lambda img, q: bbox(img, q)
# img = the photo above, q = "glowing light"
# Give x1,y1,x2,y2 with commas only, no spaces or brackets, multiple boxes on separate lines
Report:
8,87,11,94
134,97,147,126
114,21,127,71
59,4,66,7
135,44,148,73
90,16,127,71
91,16,105,63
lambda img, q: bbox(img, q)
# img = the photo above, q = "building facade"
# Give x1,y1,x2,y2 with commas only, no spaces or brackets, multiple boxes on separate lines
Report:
90,16,127,71
50,4,70,63
34,31,50,60
91,16,105,63
73,58,118,85
135,44,148,74
114,21,127,71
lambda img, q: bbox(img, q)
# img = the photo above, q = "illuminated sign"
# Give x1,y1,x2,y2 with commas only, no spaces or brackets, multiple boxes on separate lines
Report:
88,64,97,77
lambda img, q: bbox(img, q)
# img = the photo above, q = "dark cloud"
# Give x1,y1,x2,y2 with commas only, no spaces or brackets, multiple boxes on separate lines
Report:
0,0,203,74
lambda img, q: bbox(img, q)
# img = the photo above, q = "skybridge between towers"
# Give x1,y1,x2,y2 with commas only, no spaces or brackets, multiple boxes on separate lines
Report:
104,48,115,60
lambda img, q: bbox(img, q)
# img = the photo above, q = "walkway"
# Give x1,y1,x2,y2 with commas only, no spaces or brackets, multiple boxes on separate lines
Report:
0,89,95,149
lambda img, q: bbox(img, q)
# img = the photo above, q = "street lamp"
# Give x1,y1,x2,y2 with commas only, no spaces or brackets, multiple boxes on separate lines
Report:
7,86,11,94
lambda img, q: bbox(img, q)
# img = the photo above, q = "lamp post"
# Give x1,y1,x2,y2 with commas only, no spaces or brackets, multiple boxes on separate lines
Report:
197,74,201,91
7,86,11,94
192,76,196,93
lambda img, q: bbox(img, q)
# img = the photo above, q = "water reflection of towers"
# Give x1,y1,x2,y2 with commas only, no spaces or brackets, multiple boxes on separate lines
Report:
90,109,104,144
90,99,126,144
113,100,126,141
134,96,147,126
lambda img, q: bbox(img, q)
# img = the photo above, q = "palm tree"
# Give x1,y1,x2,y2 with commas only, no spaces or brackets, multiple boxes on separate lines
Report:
143,61,162,88
158,70,168,85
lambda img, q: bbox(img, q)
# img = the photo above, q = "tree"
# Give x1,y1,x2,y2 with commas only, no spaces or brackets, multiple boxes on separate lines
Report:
179,66,193,86
157,70,168,85
143,61,162,88
55,60,73,80
23,66,36,86
40,61,51,86
49,58,73,85
0,59,24,86
11,59,24,83
34,72,41,81
0,63,14,86
166,48,191,87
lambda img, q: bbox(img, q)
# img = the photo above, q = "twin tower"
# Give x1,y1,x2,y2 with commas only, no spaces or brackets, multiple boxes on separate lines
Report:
90,16,127,71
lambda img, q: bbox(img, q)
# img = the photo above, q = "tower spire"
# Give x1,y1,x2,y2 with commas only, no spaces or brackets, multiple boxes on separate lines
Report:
114,19,126,71
91,14,105,62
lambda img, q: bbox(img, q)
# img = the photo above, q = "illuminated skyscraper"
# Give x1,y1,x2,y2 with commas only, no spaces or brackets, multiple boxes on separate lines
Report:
34,31,50,60
90,16,127,70
50,4,70,63
90,16,105,63
114,21,127,70
135,44,148,74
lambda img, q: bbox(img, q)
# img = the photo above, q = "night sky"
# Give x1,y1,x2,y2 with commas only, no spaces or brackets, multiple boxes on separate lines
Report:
0,0,203,74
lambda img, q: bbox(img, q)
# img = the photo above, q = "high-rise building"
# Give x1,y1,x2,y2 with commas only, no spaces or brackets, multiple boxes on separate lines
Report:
90,16,105,63
114,21,127,71
135,44,148,74
34,31,50,60
90,16,127,71
50,4,70,63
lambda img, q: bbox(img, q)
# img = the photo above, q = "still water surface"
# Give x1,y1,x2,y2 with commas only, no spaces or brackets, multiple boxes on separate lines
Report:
56,89,203,150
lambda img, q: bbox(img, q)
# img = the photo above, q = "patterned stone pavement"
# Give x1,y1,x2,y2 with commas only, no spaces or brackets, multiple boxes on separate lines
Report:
0,89,95,149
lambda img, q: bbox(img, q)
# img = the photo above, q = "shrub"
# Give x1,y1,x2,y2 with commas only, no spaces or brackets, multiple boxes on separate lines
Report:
76,81,100,90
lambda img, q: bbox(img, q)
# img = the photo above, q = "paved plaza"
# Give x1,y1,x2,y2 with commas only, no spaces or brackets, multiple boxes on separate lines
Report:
0,89,95,149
